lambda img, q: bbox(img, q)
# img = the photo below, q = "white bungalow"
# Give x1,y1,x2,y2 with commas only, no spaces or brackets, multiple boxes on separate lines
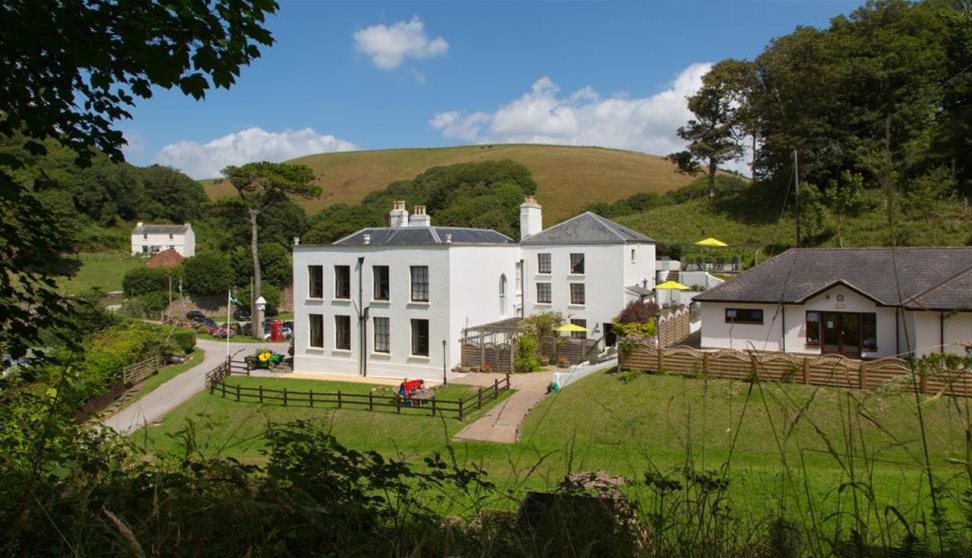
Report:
694,247,972,359
291,198,657,381
131,222,195,257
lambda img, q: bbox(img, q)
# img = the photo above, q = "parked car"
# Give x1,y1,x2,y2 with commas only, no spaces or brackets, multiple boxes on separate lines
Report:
233,308,251,321
211,323,235,338
186,310,206,321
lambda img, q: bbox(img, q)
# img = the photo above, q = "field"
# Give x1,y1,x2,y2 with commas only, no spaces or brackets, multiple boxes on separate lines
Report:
616,190,972,252
59,253,144,295
203,144,695,223
137,370,971,542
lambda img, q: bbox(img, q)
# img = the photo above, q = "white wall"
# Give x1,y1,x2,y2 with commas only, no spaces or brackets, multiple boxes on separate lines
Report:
623,243,656,292
449,245,520,365
908,310,972,358
522,244,630,338
131,226,194,257
700,302,782,351
701,285,900,358
292,245,453,381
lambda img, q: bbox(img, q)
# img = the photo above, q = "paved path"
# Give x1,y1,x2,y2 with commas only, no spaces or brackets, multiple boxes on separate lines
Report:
102,339,289,434
452,371,554,444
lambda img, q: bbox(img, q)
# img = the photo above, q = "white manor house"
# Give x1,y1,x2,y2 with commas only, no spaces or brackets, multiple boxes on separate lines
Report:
292,198,657,380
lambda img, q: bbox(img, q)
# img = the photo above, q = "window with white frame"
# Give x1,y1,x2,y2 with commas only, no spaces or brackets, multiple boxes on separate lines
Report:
308,265,323,298
410,266,429,302
411,319,429,356
536,282,552,304
538,253,551,274
373,317,390,353
570,283,585,305
570,253,585,274
373,265,389,301
334,265,351,299
309,314,324,348
334,315,351,350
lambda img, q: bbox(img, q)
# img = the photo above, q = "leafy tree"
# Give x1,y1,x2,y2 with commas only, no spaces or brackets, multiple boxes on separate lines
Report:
615,300,659,324
668,59,751,198
824,171,866,247
222,162,319,336
182,252,235,296
0,0,278,359
139,165,208,222
305,203,385,245
231,243,292,288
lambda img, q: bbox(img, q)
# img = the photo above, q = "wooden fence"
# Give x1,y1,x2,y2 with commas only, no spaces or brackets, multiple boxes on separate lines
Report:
208,375,512,420
656,308,691,348
76,355,161,422
621,346,972,397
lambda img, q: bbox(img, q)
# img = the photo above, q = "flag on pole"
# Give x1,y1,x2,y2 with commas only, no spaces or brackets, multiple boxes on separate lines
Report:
229,296,244,306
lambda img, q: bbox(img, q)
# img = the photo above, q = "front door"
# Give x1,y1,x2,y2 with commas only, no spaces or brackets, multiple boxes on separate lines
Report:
822,312,862,357
604,323,617,347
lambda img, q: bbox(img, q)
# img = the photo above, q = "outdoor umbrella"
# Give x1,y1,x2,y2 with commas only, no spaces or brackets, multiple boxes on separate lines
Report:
655,280,689,306
554,323,589,333
694,237,729,248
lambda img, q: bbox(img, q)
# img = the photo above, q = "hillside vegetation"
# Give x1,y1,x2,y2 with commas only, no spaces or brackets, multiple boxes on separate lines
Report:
203,144,697,223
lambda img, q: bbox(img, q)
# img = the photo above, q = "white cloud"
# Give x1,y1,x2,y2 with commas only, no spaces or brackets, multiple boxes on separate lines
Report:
353,16,448,70
155,127,356,179
430,63,735,163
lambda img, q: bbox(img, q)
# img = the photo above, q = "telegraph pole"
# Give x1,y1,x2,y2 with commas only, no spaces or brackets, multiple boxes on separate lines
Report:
793,149,801,247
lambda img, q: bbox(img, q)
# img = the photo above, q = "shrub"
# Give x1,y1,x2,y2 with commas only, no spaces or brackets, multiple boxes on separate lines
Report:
138,291,169,312
616,300,658,324
169,328,196,355
122,266,169,296
513,334,541,372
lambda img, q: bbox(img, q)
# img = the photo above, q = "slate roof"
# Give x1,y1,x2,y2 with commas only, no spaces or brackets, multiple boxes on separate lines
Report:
333,226,514,246
520,212,655,245
133,224,190,235
694,247,972,310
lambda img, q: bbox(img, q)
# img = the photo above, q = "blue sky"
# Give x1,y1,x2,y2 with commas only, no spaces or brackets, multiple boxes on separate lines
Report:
125,0,864,178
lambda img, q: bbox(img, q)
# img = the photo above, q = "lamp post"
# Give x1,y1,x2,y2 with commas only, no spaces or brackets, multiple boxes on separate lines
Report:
442,339,447,385
255,296,266,341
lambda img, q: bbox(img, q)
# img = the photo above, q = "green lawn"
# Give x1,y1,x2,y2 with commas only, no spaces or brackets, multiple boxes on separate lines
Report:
140,376,511,458
59,253,145,295
126,348,205,406
135,370,971,537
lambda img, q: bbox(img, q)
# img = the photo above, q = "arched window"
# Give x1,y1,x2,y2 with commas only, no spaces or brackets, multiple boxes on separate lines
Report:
499,274,507,297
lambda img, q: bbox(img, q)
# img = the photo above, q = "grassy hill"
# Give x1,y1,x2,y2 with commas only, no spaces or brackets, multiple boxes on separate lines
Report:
203,144,695,223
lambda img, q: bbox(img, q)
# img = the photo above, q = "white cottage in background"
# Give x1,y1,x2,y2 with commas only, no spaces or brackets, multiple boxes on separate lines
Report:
131,222,195,257
291,198,657,381
694,247,972,359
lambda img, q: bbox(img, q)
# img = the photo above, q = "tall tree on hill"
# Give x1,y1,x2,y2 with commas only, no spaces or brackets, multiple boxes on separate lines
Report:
0,0,277,360
223,162,319,337
667,60,751,198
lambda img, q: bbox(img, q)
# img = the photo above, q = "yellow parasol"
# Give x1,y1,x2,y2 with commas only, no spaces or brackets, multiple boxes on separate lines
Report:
554,323,589,333
654,280,690,291
695,237,729,248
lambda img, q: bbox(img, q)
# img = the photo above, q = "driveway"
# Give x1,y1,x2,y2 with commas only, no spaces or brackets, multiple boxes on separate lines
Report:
102,338,289,435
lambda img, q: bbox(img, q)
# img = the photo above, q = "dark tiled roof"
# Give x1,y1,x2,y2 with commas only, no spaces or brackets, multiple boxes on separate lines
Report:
333,226,514,246
694,247,972,310
133,224,190,234
521,212,655,245
625,285,653,296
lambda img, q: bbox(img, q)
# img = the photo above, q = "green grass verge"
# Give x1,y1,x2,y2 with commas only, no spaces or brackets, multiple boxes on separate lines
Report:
136,368,970,532
59,253,145,295
138,377,511,459
126,348,205,406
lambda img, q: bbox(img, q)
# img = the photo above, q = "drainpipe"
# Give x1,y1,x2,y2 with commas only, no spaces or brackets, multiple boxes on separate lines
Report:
519,258,525,318
357,256,367,377
940,311,945,355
